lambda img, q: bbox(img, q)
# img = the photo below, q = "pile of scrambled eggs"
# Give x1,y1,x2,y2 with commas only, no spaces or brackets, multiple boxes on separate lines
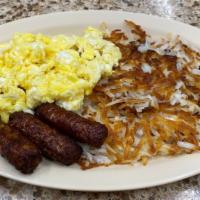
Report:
0,27,121,122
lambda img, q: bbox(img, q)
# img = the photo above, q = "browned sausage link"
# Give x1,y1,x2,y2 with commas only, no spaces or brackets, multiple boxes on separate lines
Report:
9,112,82,165
35,103,108,148
0,123,42,174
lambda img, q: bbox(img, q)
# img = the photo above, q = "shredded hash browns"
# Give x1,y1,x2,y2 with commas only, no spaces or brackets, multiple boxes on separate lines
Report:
79,20,200,169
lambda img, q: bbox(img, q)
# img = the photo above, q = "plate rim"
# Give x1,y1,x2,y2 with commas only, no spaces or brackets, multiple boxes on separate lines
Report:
0,159,200,192
1,10,200,32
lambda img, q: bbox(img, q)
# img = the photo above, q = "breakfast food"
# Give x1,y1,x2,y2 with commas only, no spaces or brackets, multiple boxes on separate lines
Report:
79,21,200,169
35,103,108,147
0,20,199,173
0,123,42,174
0,27,121,123
9,112,82,165
0,25,121,173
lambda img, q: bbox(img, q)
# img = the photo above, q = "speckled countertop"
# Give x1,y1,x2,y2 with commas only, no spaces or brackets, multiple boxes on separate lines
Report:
0,0,200,199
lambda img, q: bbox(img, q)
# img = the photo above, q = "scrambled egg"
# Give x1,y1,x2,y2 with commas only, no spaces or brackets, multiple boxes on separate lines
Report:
0,27,121,122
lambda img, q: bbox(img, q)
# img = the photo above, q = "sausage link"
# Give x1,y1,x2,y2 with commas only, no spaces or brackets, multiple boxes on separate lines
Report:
0,123,42,174
35,103,108,148
9,112,82,165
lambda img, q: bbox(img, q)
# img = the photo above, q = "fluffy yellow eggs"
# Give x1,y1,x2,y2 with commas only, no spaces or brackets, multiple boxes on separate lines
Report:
0,27,121,122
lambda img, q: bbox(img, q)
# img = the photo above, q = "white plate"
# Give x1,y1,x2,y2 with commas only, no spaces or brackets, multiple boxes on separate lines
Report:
0,11,200,191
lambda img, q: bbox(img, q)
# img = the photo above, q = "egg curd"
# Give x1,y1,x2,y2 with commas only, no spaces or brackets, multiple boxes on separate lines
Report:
0,27,121,122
